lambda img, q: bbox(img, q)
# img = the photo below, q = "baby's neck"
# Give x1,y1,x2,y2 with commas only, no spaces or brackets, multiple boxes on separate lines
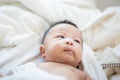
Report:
47,62,73,66
40,62,76,68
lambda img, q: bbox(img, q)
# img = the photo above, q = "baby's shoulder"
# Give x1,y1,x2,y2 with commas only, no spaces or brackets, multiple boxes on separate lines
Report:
72,68,92,80
76,70,92,80
73,68,86,76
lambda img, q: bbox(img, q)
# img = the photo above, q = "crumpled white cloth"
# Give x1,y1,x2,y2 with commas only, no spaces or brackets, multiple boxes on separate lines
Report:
0,0,120,80
109,74,120,80
96,44,120,77
82,43,107,80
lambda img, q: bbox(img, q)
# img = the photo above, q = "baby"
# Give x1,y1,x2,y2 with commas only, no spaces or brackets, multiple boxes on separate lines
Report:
37,20,92,80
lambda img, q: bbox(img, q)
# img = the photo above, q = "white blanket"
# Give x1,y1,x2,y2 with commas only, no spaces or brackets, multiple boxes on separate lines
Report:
0,0,120,80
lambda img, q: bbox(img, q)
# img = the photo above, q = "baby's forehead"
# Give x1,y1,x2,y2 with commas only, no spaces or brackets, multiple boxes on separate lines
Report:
48,24,82,37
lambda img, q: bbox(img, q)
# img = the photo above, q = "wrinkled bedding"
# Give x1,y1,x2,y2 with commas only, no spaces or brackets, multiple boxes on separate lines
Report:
0,0,120,80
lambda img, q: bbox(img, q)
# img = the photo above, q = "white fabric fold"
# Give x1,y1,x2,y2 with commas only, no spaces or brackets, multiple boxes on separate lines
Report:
0,0,120,80
82,43,107,80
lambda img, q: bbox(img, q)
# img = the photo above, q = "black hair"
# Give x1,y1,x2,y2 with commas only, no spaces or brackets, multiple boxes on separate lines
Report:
41,20,79,44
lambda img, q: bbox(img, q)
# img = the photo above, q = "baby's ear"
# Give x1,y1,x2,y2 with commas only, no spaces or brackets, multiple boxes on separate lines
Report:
40,45,46,58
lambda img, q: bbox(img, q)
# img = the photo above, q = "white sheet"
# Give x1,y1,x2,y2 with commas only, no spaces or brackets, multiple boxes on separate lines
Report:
0,0,120,80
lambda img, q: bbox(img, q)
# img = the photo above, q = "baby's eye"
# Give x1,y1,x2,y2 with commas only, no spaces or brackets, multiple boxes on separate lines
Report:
56,35,65,38
74,39,80,44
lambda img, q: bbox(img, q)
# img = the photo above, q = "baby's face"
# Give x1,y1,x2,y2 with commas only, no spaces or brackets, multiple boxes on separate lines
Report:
40,24,82,67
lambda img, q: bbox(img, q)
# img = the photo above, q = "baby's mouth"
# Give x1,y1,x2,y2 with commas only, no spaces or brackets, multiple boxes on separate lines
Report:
64,48,74,55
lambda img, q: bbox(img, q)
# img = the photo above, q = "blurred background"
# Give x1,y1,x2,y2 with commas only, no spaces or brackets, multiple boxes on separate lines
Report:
95,0,120,10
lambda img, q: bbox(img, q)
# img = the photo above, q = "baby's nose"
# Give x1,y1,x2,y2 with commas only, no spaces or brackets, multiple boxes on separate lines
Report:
65,39,73,45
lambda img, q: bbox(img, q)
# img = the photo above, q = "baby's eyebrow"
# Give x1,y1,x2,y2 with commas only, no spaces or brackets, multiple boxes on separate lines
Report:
72,35,80,39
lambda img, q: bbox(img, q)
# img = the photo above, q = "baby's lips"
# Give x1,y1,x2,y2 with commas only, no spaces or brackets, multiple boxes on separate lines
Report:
64,48,72,51
64,47,74,55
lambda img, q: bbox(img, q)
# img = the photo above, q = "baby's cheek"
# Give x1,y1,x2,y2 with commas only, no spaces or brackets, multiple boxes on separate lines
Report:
77,49,82,59
48,43,62,52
